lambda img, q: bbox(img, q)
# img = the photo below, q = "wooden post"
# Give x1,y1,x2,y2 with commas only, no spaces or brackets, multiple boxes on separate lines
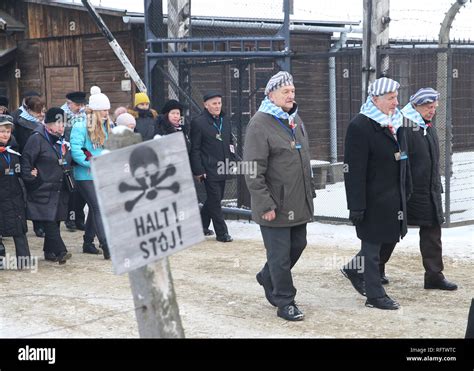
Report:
362,0,390,101
105,131,185,338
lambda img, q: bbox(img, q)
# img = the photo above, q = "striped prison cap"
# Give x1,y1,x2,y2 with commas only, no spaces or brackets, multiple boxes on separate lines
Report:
368,77,400,97
265,71,294,95
409,87,439,105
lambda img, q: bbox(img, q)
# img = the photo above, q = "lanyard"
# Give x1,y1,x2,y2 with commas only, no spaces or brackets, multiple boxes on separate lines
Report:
213,117,223,134
273,116,296,140
43,127,63,162
1,151,11,168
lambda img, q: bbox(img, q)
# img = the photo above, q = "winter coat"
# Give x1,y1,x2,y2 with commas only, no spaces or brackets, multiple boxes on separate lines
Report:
20,126,72,222
156,115,191,153
129,108,159,141
190,109,233,181
344,113,410,244
404,120,444,226
70,117,108,181
243,111,315,227
13,116,42,153
0,137,27,236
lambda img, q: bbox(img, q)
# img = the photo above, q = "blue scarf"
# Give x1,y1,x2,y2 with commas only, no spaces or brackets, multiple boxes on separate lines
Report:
61,102,86,125
19,109,41,123
401,102,429,129
359,96,403,133
258,97,298,123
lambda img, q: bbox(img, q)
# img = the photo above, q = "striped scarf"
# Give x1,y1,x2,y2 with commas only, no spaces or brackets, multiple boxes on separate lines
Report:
61,102,86,125
401,102,429,129
360,96,403,134
19,109,41,123
258,97,298,123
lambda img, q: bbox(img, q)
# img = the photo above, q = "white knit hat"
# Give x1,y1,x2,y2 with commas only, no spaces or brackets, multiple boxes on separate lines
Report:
115,112,136,127
88,86,111,111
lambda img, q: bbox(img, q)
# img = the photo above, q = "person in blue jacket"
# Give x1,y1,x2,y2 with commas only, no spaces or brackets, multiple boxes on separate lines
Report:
70,86,111,259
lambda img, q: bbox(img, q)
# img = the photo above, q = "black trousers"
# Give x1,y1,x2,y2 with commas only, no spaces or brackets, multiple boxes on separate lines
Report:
76,180,107,246
42,221,67,256
346,240,386,299
67,188,86,225
0,235,30,258
259,223,307,308
380,223,444,282
466,299,474,339
201,179,228,237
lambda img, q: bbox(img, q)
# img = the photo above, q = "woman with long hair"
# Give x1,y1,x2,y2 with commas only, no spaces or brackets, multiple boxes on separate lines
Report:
70,86,111,259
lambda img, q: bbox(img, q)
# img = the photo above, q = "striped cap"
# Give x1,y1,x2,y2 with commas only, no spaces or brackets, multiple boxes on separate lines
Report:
410,87,439,105
265,71,294,95
368,77,400,97
0,114,13,126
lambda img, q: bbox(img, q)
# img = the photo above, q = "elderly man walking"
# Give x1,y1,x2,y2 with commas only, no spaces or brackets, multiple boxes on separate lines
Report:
379,88,457,291
244,71,315,321
341,77,410,310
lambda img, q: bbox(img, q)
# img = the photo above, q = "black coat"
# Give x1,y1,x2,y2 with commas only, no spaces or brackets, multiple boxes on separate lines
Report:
344,113,410,244
156,115,191,153
190,109,233,181
20,126,72,222
0,137,27,237
13,116,42,153
129,108,159,141
405,122,444,226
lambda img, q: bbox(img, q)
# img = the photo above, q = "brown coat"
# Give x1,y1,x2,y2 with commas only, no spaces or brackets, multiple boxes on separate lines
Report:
243,111,315,227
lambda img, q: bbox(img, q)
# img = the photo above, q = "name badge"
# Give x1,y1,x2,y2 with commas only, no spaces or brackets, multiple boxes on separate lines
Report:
394,151,408,161
5,168,14,176
58,159,67,166
216,133,223,141
295,143,302,150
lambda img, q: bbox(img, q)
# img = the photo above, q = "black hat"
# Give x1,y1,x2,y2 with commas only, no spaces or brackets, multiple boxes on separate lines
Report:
0,114,13,126
0,96,8,107
161,99,183,115
22,91,40,99
44,107,65,124
66,91,87,104
203,91,222,102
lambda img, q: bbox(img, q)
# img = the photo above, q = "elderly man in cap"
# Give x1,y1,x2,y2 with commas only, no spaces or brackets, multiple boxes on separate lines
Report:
341,77,410,310
62,91,87,233
190,91,233,242
244,71,315,321
378,88,457,291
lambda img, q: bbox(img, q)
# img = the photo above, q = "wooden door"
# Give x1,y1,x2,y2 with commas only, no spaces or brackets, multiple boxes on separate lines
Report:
45,66,80,108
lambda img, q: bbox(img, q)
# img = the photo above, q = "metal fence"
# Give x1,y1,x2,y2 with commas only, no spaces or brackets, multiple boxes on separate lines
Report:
143,0,474,226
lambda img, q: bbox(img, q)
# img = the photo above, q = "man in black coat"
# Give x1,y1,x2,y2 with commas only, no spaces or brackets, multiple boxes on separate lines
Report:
190,92,233,243
342,77,409,310
379,88,457,291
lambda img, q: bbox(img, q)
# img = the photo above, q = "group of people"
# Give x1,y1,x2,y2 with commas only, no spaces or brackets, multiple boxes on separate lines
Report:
0,86,191,266
244,72,457,322
0,72,457,323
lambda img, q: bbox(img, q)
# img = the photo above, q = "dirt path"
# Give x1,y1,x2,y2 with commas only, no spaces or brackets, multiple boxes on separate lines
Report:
0,224,472,338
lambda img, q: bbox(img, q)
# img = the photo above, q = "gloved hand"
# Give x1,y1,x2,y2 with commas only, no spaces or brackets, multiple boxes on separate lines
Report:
349,210,365,226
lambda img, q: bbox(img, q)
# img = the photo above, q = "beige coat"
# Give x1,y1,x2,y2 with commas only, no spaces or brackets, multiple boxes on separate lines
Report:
243,111,315,227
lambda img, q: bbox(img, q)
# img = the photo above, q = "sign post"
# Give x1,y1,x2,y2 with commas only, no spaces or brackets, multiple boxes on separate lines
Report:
91,132,204,337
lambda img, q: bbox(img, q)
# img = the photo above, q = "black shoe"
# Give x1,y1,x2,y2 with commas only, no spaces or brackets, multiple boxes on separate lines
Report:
341,267,366,296
34,228,45,238
100,244,111,260
424,278,458,291
277,302,304,321
82,242,102,255
65,220,77,231
203,229,215,236
44,253,58,262
216,233,233,242
365,295,400,310
256,272,277,307
381,275,390,285
57,251,72,265
75,221,86,231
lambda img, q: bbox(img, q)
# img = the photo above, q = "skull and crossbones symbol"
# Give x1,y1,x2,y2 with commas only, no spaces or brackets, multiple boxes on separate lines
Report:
119,146,180,212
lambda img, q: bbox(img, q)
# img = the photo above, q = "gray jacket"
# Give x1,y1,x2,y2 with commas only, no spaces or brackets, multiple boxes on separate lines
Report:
243,111,315,227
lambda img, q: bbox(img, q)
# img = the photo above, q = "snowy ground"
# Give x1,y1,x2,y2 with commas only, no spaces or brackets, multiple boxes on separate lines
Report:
0,220,471,339
314,151,474,224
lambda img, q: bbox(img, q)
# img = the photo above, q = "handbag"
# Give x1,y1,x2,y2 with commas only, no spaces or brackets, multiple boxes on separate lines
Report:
63,169,75,192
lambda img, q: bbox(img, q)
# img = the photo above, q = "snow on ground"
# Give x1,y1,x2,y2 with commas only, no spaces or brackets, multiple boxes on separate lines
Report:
227,219,474,261
313,151,474,223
